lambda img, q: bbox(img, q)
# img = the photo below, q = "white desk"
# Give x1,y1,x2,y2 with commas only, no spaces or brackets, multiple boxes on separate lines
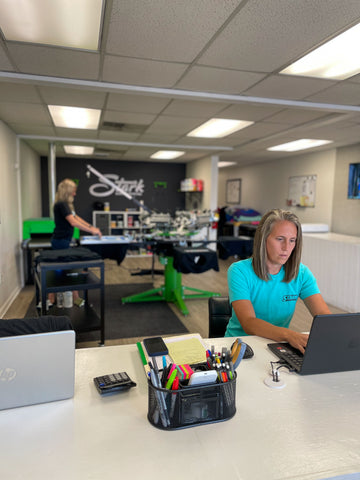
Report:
1,337,360,480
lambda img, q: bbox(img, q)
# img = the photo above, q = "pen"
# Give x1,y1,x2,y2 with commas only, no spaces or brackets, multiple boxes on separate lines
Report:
170,376,179,418
162,356,167,369
151,361,170,426
137,342,150,377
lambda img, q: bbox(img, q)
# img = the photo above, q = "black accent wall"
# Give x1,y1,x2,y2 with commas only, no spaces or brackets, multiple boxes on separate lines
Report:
41,157,186,222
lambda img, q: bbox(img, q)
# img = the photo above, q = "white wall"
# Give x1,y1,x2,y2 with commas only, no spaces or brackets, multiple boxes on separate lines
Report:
186,156,218,211
0,121,41,317
218,149,336,226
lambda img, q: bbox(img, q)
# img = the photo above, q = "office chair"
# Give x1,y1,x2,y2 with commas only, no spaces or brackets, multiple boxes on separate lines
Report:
0,316,73,337
208,296,232,338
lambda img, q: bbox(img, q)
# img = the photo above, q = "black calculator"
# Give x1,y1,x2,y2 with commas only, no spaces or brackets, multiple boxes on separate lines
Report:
93,372,136,395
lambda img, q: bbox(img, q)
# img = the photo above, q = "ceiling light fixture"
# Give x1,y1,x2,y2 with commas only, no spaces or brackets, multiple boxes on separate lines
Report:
0,0,104,50
150,151,185,160
187,118,253,138
48,105,101,129
267,139,333,152
218,161,237,168
281,22,360,80
64,146,94,155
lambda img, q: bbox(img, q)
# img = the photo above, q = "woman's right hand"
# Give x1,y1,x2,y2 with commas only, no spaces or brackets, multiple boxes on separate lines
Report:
285,330,309,354
91,226,102,238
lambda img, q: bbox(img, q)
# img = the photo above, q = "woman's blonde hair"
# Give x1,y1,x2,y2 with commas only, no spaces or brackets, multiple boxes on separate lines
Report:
54,179,77,209
252,208,302,282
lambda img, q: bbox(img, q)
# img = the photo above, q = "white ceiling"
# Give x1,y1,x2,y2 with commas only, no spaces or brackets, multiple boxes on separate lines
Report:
1,0,360,165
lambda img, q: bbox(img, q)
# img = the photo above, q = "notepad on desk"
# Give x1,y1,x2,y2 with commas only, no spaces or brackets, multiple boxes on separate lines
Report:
137,334,207,375
165,335,207,365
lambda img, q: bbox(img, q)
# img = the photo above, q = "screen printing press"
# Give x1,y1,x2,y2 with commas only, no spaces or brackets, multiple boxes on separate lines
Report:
80,235,220,315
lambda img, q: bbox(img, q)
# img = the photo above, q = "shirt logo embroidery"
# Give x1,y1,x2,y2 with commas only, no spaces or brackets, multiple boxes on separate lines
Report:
282,294,298,302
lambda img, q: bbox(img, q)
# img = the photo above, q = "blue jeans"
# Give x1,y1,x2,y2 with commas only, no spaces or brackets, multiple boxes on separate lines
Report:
51,238,71,250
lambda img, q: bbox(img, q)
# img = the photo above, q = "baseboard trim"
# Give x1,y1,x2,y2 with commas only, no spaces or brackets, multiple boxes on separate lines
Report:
0,285,22,319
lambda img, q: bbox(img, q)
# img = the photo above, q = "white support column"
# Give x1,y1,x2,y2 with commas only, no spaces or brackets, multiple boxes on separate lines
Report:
48,143,56,218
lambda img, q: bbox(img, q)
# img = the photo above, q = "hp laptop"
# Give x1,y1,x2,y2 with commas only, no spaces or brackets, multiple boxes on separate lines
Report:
0,330,75,410
268,313,360,375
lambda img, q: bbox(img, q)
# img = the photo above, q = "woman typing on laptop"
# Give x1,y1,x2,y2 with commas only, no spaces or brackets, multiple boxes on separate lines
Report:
225,209,331,353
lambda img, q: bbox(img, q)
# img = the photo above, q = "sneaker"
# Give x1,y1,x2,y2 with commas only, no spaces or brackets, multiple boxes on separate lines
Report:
36,300,53,310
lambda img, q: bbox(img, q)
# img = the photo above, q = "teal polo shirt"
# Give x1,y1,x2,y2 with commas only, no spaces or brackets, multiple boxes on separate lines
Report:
225,258,320,337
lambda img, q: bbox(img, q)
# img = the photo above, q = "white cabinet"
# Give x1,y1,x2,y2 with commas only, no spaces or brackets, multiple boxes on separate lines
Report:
92,210,142,235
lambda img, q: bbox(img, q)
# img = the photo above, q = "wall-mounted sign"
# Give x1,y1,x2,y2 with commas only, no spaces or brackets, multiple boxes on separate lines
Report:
287,175,316,207
89,174,145,197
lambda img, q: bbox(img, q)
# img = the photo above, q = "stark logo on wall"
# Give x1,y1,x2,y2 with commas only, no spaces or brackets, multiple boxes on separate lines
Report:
89,174,145,198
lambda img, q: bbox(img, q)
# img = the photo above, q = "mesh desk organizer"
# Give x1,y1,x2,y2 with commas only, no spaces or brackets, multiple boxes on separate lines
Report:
34,248,105,344
122,242,221,315
147,366,237,430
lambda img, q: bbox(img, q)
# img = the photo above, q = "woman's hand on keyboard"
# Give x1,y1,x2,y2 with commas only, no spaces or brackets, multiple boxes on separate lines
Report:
285,331,309,354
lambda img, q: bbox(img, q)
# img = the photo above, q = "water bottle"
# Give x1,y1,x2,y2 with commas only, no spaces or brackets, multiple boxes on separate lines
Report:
63,291,73,308
56,292,64,308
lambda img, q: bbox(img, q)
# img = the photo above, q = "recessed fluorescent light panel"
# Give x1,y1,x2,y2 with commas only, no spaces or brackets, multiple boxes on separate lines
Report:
150,151,185,160
187,118,253,138
48,105,101,129
64,146,94,155
281,22,360,80
218,161,237,168
267,139,333,152
0,0,104,50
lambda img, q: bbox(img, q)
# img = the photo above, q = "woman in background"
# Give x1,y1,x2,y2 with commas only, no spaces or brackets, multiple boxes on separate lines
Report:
225,208,330,353
49,179,102,305
51,178,101,249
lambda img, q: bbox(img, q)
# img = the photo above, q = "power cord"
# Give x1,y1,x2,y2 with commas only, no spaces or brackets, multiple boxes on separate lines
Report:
264,361,294,389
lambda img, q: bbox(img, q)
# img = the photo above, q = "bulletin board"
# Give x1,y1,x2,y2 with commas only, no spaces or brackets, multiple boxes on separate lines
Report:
226,178,241,204
287,175,317,207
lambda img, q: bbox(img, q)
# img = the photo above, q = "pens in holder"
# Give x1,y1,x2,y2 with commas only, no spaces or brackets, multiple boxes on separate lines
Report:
149,361,170,427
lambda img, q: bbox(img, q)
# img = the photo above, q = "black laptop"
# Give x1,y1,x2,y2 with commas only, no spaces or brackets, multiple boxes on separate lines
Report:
268,313,360,375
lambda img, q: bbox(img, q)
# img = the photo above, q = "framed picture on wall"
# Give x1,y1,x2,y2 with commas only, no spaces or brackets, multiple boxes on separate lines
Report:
226,178,241,204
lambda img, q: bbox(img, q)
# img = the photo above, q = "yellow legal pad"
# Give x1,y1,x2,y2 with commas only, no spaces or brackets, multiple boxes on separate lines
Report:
166,337,207,365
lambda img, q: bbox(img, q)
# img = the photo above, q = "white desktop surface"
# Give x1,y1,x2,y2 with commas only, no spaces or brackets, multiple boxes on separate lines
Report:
1,336,360,480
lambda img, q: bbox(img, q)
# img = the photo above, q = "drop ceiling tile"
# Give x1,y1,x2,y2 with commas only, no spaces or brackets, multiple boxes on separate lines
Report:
145,115,205,135
198,0,360,72
0,102,50,124
7,44,100,79
0,82,41,103
10,123,56,136
0,45,14,71
264,109,331,125
244,75,335,100
136,133,182,144
305,83,360,106
107,93,170,114
102,55,187,88
219,103,283,121
54,127,100,139
106,0,242,62
97,130,140,142
161,99,229,118
176,65,266,94
39,86,107,109
102,110,156,125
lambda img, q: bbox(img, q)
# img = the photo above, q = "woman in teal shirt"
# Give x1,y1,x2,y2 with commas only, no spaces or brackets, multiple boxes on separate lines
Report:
225,209,330,353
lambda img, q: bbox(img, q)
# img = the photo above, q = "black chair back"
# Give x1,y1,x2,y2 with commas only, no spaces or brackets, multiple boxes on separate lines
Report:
208,296,231,338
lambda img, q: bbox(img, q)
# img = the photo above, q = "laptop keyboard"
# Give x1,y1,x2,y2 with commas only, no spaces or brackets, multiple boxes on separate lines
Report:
267,343,304,372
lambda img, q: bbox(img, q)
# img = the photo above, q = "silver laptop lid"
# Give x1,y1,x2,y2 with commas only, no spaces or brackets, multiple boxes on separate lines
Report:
0,330,75,410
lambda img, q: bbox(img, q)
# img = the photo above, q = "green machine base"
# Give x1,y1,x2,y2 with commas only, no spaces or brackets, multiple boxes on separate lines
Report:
121,256,220,315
